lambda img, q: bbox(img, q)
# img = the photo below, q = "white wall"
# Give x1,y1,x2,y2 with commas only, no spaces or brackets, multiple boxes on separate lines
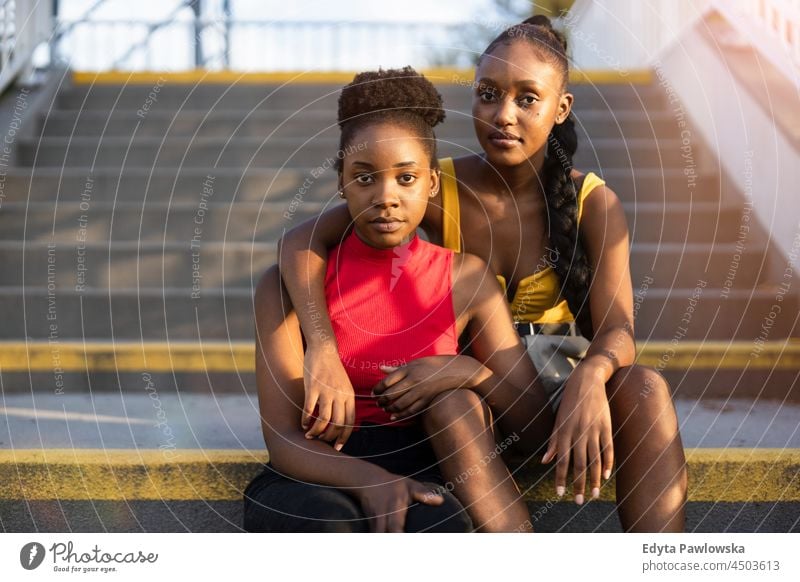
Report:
656,18,800,280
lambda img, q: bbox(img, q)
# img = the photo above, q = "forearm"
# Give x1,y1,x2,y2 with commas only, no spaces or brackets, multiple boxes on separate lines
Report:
581,324,636,383
266,429,390,494
277,222,338,352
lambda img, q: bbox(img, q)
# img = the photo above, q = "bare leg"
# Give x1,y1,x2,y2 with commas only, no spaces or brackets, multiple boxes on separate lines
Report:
607,365,687,532
422,389,532,532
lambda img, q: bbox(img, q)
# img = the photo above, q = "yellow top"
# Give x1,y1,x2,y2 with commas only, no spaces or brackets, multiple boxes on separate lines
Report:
438,157,605,324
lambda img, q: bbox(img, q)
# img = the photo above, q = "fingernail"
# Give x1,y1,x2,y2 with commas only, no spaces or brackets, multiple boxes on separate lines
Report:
541,454,548,463
389,415,397,421
305,433,313,439
591,487,600,499
575,494,584,505
603,469,611,480
556,486,565,497
334,443,343,451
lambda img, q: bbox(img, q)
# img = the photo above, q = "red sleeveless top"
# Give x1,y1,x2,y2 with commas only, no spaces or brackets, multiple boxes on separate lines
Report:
325,232,459,426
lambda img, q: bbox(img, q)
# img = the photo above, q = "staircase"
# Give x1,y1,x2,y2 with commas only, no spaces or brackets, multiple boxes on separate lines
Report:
0,70,798,532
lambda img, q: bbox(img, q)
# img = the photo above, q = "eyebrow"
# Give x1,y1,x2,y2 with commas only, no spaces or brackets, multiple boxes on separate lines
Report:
350,161,419,169
476,77,545,90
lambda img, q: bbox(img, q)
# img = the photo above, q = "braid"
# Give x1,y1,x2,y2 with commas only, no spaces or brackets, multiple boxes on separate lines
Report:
483,15,594,337
544,116,594,338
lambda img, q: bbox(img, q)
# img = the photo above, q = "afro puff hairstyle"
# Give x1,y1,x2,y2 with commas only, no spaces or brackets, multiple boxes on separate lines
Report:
336,66,445,171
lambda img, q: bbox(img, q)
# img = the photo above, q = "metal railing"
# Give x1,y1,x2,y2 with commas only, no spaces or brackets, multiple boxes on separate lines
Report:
564,0,799,80
52,17,474,72
717,0,800,81
0,0,52,93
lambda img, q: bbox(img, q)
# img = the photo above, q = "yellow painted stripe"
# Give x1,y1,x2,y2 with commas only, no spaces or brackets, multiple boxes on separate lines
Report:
0,448,796,502
72,69,653,86
2,341,798,373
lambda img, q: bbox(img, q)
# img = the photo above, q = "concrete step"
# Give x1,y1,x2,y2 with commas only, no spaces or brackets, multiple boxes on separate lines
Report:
56,82,669,112
2,341,797,400
0,167,723,204
40,109,679,140
0,239,769,291
16,136,688,170
1,202,749,245
1,287,795,340
0,393,798,532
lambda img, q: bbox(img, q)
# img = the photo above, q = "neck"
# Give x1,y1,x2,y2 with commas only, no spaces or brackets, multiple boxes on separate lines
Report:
481,150,546,198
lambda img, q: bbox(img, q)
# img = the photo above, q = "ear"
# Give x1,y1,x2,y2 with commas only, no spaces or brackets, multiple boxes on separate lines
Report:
428,167,441,197
555,91,573,124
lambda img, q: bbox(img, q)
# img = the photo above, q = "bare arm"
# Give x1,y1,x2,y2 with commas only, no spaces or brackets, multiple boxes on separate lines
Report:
277,204,357,447
542,183,633,503
254,268,389,492
277,203,352,353
254,268,446,531
578,184,636,383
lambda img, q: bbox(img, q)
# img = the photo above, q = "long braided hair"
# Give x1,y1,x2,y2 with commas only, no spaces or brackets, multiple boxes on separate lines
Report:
481,15,594,338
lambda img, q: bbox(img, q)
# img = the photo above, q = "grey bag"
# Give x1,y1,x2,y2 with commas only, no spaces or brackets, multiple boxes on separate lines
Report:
522,331,591,411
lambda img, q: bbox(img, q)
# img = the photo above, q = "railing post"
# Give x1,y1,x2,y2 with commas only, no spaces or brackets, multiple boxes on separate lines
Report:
190,0,202,69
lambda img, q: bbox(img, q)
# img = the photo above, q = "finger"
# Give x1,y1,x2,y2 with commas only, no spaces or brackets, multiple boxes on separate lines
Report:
572,439,587,505
375,379,414,407
301,390,319,430
335,399,356,452
385,388,422,414
305,398,332,438
411,486,444,506
372,369,408,396
554,433,571,498
372,511,387,533
541,433,558,464
386,503,407,533
601,427,614,481
391,398,428,421
588,434,602,499
319,399,345,443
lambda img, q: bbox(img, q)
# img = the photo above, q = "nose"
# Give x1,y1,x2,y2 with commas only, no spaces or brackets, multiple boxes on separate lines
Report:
493,95,517,127
371,177,400,208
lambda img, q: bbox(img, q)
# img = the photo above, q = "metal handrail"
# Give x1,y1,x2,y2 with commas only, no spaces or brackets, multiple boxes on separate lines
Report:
0,0,51,94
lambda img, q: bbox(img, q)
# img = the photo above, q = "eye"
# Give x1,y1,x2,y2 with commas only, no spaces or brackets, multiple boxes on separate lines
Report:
354,173,374,185
398,173,417,185
517,94,538,107
478,88,497,103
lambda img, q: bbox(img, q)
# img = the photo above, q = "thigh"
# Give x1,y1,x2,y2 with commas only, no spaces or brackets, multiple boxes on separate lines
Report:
243,465,368,533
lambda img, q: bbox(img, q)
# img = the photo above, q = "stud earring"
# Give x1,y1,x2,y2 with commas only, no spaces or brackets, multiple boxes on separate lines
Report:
337,190,345,199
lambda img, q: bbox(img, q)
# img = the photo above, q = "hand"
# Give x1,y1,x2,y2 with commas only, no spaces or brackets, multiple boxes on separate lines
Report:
302,345,356,451
540,362,614,504
372,355,485,421
355,474,445,532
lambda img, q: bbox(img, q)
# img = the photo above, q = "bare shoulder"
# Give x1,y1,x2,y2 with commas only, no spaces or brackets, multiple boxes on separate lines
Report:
451,252,504,308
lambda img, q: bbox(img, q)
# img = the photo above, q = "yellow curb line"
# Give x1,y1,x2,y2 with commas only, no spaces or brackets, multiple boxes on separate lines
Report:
0,448,797,502
71,69,653,86
1,341,798,373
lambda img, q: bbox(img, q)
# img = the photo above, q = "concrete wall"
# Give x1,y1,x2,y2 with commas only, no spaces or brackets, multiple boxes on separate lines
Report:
656,20,800,283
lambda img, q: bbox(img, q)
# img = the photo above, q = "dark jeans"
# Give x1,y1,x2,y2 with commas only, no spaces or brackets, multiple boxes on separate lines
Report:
243,423,472,532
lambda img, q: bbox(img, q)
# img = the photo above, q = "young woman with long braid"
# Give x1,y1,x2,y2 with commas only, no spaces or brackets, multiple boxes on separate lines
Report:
276,16,688,532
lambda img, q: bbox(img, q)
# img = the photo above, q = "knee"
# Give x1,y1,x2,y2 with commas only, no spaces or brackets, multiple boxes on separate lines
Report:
422,389,486,434
608,365,673,411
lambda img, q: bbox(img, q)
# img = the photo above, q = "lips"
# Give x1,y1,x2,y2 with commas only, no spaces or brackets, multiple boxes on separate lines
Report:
369,216,404,233
488,130,522,149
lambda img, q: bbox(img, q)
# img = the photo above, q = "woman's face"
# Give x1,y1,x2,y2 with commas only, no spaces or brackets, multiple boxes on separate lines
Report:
472,41,573,168
340,122,438,249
